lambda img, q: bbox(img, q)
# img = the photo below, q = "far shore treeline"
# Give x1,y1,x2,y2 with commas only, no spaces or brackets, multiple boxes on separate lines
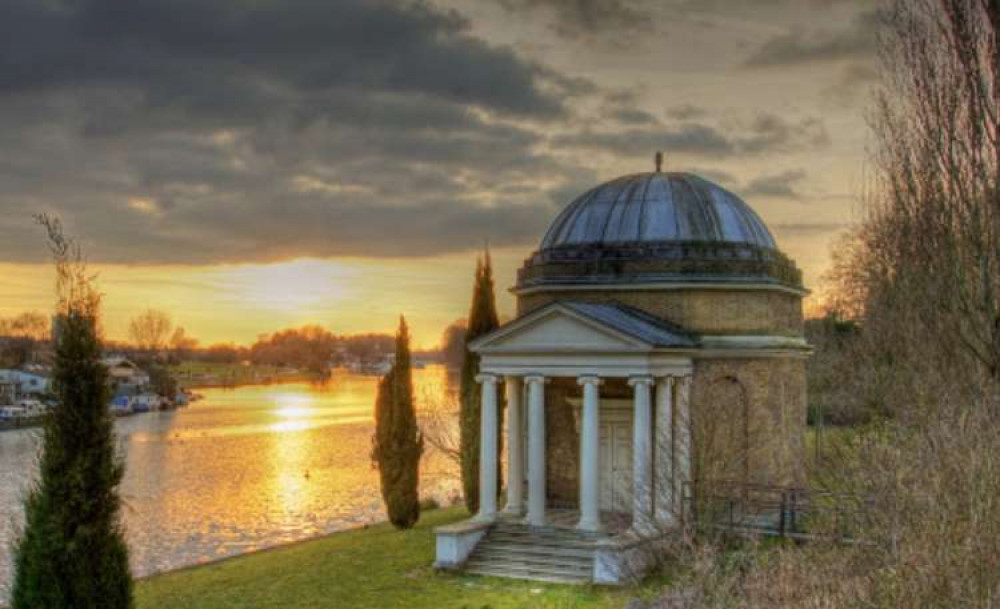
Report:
0,311,467,376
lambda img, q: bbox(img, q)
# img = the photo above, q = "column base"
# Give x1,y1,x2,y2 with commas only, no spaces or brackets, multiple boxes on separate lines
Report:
472,511,498,524
501,504,525,517
576,517,603,533
628,522,658,538
654,514,678,530
525,512,547,527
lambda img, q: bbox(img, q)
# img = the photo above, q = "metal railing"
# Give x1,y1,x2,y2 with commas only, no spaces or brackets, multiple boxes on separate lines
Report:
682,480,875,544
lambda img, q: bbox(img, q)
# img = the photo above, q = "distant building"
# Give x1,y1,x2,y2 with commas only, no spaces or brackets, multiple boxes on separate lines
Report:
103,356,151,395
0,369,52,399
0,378,15,406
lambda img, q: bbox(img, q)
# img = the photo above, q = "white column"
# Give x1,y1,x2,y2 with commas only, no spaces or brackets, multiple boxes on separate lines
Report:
503,376,524,515
629,376,654,534
675,376,692,521
525,375,547,527
475,373,499,522
654,376,675,527
577,375,602,531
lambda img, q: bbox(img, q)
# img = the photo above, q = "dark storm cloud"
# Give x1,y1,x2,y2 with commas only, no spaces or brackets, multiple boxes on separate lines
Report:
743,9,879,67
599,90,661,126
770,221,847,236
0,0,594,263
0,107,576,263
743,169,808,199
666,104,709,121
496,0,652,40
0,0,566,118
552,113,829,158
607,107,660,126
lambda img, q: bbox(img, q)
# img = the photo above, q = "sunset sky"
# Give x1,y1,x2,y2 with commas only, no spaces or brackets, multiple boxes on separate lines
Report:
0,0,876,348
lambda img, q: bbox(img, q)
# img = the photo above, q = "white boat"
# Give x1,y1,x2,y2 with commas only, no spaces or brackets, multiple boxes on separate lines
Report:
371,361,393,375
132,393,159,413
0,406,28,421
16,399,47,417
109,396,134,416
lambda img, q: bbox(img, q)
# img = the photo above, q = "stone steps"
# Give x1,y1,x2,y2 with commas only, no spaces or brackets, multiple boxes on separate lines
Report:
473,542,596,559
463,522,599,585
464,562,592,584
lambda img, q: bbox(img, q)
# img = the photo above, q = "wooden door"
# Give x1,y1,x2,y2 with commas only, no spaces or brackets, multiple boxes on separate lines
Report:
599,420,633,513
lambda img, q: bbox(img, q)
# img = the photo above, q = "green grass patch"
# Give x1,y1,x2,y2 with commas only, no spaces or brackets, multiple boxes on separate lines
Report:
806,425,860,487
137,507,642,609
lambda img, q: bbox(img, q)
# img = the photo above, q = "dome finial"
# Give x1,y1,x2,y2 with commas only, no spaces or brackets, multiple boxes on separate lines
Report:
654,151,663,173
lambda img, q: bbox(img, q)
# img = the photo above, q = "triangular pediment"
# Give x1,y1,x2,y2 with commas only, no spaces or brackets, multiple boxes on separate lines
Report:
470,304,650,353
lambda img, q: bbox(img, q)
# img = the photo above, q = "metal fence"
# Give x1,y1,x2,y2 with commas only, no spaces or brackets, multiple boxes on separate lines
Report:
682,480,875,544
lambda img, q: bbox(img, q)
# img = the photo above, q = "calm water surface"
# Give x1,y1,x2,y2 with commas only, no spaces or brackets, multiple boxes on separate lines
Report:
0,366,460,598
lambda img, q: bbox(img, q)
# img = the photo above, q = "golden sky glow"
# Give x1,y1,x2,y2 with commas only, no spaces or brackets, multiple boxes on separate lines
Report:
0,250,524,349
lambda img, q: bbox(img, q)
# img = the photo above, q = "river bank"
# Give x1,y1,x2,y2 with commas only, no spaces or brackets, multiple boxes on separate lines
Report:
169,361,317,389
0,369,461,601
0,415,44,432
136,507,640,609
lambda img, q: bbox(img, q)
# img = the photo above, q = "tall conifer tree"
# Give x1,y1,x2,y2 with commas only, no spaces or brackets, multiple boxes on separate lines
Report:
372,316,423,529
13,215,133,609
459,249,503,513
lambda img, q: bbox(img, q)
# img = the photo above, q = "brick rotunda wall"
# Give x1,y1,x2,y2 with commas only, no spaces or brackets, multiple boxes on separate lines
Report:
690,357,807,487
544,378,579,507
518,288,804,337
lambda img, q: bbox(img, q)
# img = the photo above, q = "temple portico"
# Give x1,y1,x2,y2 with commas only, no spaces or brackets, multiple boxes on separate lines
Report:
473,367,692,535
464,299,696,537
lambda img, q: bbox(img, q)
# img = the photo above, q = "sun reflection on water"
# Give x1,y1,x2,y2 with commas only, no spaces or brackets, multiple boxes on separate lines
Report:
273,392,316,420
0,365,463,602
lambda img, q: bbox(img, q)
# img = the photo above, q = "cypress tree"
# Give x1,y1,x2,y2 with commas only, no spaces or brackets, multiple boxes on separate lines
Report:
372,316,423,529
459,250,503,514
13,215,133,609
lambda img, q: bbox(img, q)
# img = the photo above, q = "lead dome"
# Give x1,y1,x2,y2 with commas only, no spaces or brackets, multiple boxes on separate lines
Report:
518,171,802,291
541,172,777,250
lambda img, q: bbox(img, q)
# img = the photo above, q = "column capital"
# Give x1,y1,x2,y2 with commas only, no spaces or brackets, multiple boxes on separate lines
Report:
655,375,675,387
523,374,547,385
627,375,654,388
577,375,602,387
475,373,499,385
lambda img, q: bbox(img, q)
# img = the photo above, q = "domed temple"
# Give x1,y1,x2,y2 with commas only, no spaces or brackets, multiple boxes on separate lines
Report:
435,165,810,584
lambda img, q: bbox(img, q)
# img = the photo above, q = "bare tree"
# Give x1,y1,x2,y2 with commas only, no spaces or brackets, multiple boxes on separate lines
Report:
859,0,1000,401
0,312,50,341
0,311,50,366
169,326,198,359
439,319,466,369
418,389,462,467
127,308,173,352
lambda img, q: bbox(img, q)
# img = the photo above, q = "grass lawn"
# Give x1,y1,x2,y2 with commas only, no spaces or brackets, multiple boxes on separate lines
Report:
805,425,864,493
137,507,653,609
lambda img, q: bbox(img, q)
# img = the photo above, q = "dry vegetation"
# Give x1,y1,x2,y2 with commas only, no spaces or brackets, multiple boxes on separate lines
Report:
640,2,1000,607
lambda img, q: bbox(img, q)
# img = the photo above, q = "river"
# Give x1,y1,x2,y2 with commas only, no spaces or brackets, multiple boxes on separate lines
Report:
0,365,461,599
